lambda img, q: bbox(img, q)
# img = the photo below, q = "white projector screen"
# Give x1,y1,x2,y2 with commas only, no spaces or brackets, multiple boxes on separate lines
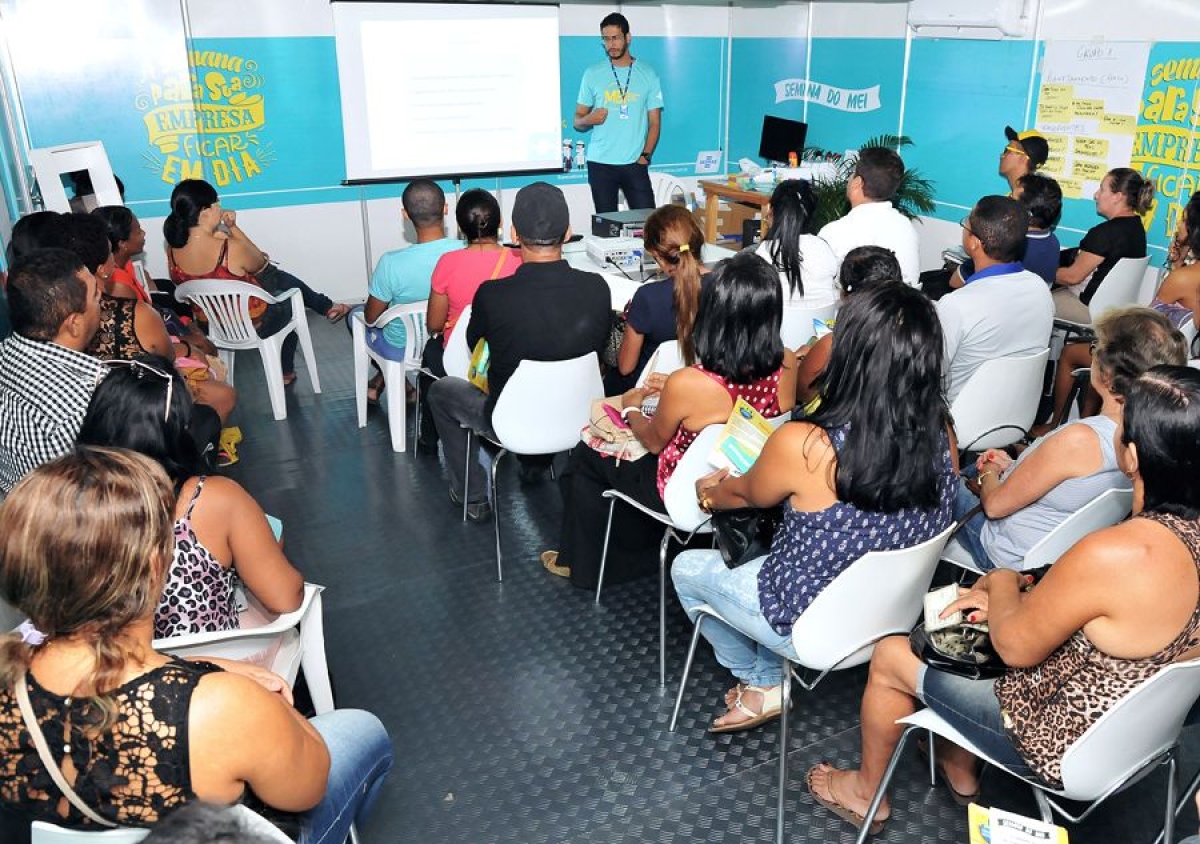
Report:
333,2,562,182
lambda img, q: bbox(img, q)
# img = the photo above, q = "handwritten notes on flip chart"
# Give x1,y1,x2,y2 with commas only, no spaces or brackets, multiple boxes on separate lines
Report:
1035,42,1151,197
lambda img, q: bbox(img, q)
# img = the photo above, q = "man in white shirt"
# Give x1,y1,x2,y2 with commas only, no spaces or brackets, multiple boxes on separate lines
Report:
936,195,1054,404
818,147,921,286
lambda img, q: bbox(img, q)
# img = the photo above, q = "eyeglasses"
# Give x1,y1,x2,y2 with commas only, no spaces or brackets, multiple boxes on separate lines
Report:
97,359,174,422
1004,143,1029,158
959,216,975,237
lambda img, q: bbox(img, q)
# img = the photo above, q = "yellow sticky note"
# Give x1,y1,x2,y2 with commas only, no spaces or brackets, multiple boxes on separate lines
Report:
1101,113,1136,134
1044,133,1069,155
1074,137,1110,158
1073,98,1105,119
1073,159,1107,181
1042,156,1065,174
1039,84,1073,107
1037,102,1072,123
1057,177,1084,199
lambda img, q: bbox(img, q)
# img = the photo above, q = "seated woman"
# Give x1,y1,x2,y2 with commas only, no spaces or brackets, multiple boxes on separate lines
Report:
753,179,839,307
674,283,956,732
76,356,303,639
955,306,1187,570
794,245,901,408
1053,166,1153,323
808,365,1200,835
1153,191,1200,338
546,251,798,587
0,447,392,843
164,179,350,385
606,204,708,394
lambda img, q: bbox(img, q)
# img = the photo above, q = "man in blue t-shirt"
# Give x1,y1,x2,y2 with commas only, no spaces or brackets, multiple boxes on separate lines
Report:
574,12,664,214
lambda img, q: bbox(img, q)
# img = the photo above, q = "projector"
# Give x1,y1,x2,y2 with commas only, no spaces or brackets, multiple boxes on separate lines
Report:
585,236,647,272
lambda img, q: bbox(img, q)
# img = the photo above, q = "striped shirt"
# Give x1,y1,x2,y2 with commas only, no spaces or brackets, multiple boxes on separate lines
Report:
0,333,107,495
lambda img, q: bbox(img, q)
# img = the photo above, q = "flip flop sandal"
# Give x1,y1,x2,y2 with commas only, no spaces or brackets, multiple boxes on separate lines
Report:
806,763,887,836
917,739,980,807
725,682,748,708
708,684,782,734
541,550,570,578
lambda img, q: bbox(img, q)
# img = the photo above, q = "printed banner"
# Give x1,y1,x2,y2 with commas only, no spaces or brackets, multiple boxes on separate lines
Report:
1133,45,1200,242
773,78,881,113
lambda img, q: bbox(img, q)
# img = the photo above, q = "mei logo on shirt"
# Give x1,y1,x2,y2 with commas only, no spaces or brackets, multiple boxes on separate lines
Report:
137,49,273,188
604,89,642,106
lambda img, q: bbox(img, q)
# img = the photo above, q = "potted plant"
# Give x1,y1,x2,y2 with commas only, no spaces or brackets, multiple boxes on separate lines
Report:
804,134,936,231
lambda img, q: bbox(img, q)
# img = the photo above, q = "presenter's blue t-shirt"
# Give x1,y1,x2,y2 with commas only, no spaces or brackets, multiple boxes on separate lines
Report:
368,237,461,349
576,60,664,166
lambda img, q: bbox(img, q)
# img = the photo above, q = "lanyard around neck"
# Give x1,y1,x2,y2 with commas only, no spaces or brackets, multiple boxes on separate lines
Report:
610,58,635,102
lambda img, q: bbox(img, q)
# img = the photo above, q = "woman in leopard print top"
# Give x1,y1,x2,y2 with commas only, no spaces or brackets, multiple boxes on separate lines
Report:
806,365,1200,835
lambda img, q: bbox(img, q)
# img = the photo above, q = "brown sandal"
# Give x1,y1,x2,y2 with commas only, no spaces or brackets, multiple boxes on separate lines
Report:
806,763,888,836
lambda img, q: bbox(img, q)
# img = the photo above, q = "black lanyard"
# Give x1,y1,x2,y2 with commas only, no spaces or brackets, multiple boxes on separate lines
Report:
609,59,635,104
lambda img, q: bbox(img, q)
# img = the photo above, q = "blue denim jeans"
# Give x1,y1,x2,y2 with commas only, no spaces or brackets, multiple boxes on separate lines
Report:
348,305,406,363
916,667,1034,779
671,549,797,687
952,479,995,570
301,710,394,844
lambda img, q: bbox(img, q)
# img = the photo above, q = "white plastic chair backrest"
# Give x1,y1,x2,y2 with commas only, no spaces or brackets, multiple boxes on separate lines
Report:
1181,319,1198,356
370,299,429,363
662,424,724,531
31,823,148,843
491,352,603,454
442,304,473,380
1059,658,1200,800
790,526,954,672
1087,256,1151,319
174,280,284,346
950,349,1049,451
652,173,688,207
779,301,837,350
636,340,685,387
1020,487,1133,570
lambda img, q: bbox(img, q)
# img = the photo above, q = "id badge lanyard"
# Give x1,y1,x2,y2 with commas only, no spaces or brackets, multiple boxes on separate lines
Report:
611,59,634,119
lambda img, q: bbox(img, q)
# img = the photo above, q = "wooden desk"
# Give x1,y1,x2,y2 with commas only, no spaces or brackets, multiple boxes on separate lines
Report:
698,180,772,244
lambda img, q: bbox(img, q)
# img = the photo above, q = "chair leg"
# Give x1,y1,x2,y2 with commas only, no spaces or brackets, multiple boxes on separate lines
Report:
1033,788,1054,824
1164,753,1178,844
1155,759,1200,844
659,529,672,691
776,657,792,844
669,614,707,732
385,363,407,453
259,337,289,421
854,724,920,844
413,372,423,443
291,297,322,393
462,431,472,523
348,825,360,844
594,498,617,604
352,318,369,429
491,448,506,582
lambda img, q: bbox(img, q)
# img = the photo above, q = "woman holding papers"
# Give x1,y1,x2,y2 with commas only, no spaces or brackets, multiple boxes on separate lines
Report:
808,366,1200,836
672,283,955,733
546,251,796,589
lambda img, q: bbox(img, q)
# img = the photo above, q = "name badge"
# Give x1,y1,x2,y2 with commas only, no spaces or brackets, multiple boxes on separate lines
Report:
619,104,630,119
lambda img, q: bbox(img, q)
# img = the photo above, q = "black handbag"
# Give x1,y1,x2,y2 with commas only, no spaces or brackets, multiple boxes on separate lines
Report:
712,506,781,569
909,623,1006,681
603,311,627,368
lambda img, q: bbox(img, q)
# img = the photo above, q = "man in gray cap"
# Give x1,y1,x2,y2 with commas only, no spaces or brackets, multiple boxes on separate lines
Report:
426,182,612,521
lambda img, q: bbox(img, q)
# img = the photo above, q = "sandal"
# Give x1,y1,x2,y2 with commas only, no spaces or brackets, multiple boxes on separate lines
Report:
917,738,980,807
541,550,570,578
282,372,297,386
326,303,351,323
806,762,888,836
708,684,782,734
366,374,385,406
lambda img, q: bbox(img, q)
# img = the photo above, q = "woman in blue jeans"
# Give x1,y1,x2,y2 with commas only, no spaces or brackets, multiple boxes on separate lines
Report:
0,447,392,844
674,282,956,733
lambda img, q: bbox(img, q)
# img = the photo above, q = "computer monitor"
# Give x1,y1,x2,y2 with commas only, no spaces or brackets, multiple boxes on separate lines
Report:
758,116,808,165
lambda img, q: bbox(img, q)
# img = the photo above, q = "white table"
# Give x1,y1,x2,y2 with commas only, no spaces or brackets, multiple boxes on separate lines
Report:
562,240,736,310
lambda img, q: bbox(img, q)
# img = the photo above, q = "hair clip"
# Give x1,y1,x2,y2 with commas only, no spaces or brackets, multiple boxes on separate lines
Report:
17,620,46,645
677,244,690,253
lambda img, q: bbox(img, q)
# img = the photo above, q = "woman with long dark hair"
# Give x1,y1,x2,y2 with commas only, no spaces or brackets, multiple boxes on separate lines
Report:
546,251,797,588
674,283,956,732
754,179,839,306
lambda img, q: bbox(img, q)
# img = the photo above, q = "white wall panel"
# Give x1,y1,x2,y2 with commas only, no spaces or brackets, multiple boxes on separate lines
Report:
811,1,910,38
1040,0,1200,42
732,4,811,38
184,0,334,38
620,5,731,37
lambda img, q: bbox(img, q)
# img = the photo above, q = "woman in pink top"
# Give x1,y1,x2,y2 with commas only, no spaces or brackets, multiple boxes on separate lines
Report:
424,189,521,374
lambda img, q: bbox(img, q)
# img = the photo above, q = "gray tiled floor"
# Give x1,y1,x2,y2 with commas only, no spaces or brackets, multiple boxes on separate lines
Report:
226,316,1197,843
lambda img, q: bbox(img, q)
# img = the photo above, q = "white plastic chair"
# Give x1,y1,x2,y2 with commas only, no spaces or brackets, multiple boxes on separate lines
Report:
854,657,1200,844
152,583,335,715
31,805,292,844
465,352,603,582
592,424,726,689
950,348,1049,453
669,525,952,843
442,304,473,380
779,301,837,350
942,486,1134,575
1055,255,1152,340
174,280,321,421
651,173,688,207
635,339,685,387
352,301,428,452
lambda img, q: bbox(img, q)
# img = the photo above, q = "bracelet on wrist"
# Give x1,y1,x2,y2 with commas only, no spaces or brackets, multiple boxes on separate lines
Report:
977,470,996,485
620,406,643,421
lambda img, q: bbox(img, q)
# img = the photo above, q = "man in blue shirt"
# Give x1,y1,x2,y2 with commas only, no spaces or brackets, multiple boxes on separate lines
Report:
574,13,664,213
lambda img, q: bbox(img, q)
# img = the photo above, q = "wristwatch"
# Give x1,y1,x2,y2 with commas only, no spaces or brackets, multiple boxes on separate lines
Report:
640,152,652,164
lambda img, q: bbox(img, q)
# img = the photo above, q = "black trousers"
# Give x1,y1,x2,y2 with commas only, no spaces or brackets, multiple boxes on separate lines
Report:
558,445,665,590
587,161,655,214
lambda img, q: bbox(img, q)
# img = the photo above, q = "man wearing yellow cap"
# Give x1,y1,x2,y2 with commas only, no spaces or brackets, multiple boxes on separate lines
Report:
1000,126,1050,195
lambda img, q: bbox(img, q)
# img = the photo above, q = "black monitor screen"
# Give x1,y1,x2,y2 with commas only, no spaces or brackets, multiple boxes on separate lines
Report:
759,116,808,164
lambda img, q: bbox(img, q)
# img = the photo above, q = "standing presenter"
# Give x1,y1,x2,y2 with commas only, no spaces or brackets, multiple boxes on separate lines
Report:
574,13,664,213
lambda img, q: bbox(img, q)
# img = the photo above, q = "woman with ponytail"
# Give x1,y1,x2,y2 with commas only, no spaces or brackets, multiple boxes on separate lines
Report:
754,179,839,307
1054,167,1154,323
608,205,708,393
0,447,392,843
